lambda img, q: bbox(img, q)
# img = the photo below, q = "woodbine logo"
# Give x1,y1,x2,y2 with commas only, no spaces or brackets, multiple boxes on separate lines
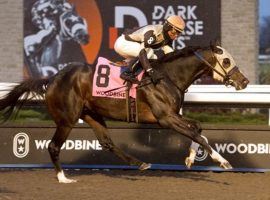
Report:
195,135,208,161
13,133,102,158
215,143,270,154
35,140,102,151
13,132,30,158
196,142,270,162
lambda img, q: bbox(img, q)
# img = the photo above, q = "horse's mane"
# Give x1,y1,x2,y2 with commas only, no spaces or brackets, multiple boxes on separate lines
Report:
155,46,210,64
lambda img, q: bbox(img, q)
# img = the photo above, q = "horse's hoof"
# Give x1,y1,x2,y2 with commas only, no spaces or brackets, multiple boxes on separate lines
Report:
185,157,193,169
220,162,233,170
139,163,151,170
58,178,77,184
57,171,77,183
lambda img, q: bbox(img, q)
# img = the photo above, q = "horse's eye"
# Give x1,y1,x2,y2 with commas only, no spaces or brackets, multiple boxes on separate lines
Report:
213,46,223,54
222,58,231,68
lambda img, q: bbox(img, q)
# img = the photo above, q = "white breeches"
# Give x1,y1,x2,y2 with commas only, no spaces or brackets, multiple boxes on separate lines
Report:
114,34,157,61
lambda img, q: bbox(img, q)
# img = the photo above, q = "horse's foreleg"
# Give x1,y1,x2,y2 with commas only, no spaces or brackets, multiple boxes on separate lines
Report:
82,114,151,170
185,118,232,169
208,146,233,169
48,126,77,183
181,118,201,168
158,114,232,169
185,140,200,169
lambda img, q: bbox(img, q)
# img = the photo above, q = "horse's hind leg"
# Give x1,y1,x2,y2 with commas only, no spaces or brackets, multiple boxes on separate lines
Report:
81,111,151,170
48,125,77,183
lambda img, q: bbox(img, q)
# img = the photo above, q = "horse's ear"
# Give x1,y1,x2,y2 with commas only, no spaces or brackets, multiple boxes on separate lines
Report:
71,4,76,13
215,39,221,47
210,40,215,50
210,39,221,48
210,40,223,54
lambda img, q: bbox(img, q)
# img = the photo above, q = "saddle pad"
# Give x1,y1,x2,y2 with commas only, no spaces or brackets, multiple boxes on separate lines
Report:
92,57,143,99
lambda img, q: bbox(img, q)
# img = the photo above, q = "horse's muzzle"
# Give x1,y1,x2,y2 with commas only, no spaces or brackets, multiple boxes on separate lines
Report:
234,77,249,90
230,68,249,90
75,30,89,45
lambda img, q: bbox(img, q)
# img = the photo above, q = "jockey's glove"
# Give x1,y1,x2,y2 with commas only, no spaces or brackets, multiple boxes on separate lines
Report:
147,68,161,85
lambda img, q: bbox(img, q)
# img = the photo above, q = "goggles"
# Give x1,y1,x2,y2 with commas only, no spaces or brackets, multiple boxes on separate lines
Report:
170,28,182,36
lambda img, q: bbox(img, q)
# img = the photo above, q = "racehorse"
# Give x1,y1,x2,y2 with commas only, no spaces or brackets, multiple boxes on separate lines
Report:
0,45,249,183
25,6,89,77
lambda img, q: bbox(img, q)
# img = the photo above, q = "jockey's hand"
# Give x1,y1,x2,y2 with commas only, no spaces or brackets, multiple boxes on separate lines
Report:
147,68,162,85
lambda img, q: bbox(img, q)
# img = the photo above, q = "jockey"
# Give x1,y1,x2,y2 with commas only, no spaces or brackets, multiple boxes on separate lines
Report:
24,0,72,57
114,15,185,84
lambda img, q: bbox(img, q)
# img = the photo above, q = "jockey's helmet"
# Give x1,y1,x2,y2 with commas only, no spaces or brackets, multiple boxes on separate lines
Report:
163,15,185,33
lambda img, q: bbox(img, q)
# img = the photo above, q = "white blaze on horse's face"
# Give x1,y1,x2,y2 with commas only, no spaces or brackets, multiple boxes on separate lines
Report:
212,46,237,82
59,9,89,45
212,46,249,90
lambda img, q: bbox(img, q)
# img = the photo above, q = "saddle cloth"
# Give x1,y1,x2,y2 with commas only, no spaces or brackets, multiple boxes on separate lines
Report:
92,57,143,99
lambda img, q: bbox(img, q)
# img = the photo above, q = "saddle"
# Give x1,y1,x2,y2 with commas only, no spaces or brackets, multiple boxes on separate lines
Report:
92,57,144,123
109,60,128,67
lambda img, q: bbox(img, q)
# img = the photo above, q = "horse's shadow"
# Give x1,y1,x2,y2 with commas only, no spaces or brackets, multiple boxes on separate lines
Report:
66,168,230,185
0,187,16,195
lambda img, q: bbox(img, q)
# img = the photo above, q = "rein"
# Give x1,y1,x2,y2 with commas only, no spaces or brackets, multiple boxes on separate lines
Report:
103,77,153,94
106,49,237,94
194,51,225,78
194,51,234,86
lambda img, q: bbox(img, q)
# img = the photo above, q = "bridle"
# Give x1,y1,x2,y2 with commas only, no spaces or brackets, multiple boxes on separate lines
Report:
59,10,87,41
194,51,239,86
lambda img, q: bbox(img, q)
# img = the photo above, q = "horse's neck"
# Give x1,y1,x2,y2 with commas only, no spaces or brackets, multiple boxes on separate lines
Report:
164,50,212,91
40,35,62,66
59,31,71,41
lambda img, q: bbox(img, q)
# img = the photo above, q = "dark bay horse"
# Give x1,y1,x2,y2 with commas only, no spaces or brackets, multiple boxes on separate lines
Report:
0,45,249,183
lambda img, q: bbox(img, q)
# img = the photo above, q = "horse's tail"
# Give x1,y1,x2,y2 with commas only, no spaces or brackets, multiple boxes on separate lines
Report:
0,78,50,121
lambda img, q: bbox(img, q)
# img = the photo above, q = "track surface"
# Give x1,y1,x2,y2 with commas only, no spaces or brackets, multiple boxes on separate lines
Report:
0,169,269,200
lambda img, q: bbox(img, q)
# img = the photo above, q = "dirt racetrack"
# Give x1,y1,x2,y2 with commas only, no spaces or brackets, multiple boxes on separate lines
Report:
0,169,270,200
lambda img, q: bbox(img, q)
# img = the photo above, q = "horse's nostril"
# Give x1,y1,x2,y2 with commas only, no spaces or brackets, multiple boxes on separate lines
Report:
75,33,89,44
82,35,89,44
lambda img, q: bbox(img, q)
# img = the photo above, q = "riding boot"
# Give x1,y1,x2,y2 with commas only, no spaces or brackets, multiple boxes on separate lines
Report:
120,59,141,84
132,61,143,76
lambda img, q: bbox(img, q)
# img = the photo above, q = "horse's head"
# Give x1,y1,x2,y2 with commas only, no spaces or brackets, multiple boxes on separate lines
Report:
210,46,249,90
59,7,89,45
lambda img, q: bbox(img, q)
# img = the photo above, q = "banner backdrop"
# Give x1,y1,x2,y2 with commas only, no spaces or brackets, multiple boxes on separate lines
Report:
1,125,270,172
23,0,220,78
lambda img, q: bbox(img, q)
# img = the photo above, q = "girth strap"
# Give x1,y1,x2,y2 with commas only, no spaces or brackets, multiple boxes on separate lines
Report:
125,82,138,123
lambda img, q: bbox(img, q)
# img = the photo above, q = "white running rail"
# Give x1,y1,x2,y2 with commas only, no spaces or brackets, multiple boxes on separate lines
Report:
1,83,270,125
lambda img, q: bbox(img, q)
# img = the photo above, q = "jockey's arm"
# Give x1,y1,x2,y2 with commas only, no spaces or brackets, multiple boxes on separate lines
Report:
140,42,157,60
162,45,174,54
141,30,158,59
